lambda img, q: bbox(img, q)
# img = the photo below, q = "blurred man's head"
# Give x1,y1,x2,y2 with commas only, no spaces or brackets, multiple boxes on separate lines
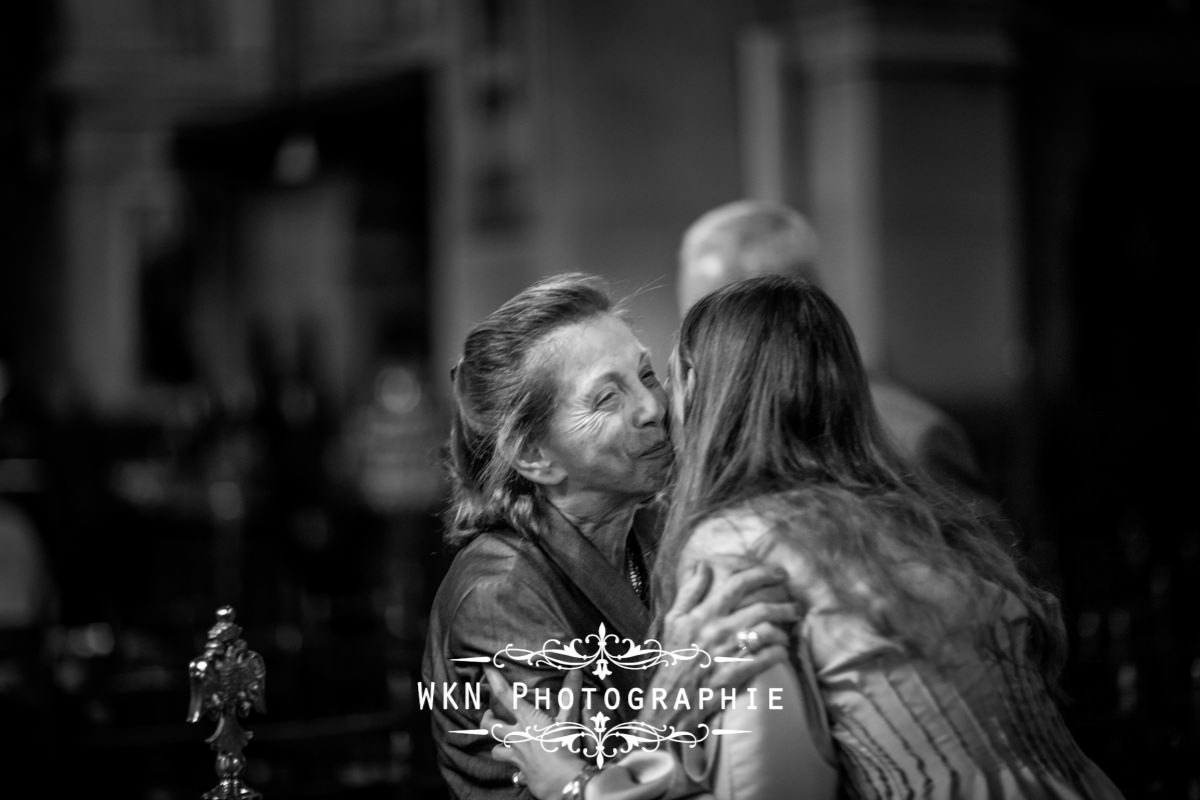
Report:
677,200,821,313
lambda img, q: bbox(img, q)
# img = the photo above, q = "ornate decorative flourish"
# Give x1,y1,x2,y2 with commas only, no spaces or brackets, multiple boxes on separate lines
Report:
491,714,714,768
187,606,266,800
494,622,711,679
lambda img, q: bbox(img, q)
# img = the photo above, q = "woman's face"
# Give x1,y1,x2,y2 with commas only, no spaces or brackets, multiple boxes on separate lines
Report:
536,314,672,507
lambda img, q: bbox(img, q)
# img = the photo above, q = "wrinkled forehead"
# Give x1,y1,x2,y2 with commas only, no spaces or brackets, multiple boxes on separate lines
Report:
527,313,648,396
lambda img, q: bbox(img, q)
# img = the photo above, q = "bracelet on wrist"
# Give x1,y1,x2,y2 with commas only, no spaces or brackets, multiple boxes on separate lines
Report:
561,764,600,800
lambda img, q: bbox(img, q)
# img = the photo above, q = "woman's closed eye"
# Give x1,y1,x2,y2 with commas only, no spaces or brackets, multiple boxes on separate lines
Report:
593,388,619,410
641,368,660,388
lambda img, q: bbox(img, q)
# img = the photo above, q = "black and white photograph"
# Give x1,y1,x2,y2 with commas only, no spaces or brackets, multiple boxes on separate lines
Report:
1,2,1197,798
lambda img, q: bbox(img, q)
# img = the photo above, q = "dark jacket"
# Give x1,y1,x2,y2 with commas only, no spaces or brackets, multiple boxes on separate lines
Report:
422,510,655,800
869,378,992,502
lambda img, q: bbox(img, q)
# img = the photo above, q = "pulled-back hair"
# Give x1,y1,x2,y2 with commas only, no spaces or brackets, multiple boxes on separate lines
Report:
655,275,1066,684
443,273,614,548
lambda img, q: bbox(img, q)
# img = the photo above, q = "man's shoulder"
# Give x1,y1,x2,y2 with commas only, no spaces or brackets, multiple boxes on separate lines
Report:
868,377,976,462
868,378,953,437
867,377,992,498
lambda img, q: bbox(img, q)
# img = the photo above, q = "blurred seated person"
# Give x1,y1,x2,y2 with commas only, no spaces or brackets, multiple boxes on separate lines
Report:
0,362,56,762
0,435,56,771
678,200,992,503
0,499,52,633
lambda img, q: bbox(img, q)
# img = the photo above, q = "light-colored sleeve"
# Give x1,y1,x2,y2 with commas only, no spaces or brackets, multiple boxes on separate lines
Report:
699,661,838,800
585,663,837,800
583,750,684,800
676,513,840,800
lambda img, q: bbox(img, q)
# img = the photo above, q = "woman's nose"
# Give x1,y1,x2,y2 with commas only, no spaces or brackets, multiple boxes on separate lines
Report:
633,383,666,428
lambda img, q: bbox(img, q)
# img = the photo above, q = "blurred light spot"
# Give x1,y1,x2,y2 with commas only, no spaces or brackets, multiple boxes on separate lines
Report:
82,623,115,657
376,365,422,415
274,133,319,185
1117,662,1138,715
66,623,115,658
56,659,86,693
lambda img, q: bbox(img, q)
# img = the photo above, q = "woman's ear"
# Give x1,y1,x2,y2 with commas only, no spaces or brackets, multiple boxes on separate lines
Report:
513,441,566,487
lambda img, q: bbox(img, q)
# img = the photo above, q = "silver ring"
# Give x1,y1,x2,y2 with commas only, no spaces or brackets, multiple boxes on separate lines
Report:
512,771,525,787
735,629,760,656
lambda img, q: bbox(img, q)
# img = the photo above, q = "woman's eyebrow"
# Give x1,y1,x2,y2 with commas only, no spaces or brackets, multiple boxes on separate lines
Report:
580,353,648,395
581,369,623,394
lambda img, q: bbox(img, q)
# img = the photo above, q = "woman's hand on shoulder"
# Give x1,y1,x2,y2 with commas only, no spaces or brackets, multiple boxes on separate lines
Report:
683,512,771,564
643,560,800,731
683,512,821,611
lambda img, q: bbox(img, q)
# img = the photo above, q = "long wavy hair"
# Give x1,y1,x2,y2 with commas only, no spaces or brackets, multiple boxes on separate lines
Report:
443,273,614,548
655,275,1065,683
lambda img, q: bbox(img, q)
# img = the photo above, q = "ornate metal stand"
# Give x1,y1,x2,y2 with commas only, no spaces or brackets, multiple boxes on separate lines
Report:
187,606,266,800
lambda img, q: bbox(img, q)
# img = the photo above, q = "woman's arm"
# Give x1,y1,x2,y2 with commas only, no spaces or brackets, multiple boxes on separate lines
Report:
678,513,839,800
482,562,799,800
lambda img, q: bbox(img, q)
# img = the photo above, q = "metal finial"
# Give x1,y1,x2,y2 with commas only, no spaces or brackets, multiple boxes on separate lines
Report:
187,606,266,800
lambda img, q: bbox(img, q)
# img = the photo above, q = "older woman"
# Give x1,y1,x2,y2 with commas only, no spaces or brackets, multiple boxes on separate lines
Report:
422,274,796,800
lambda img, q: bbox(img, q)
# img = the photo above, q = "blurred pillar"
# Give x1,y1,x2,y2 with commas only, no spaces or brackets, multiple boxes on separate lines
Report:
60,121,183,411
786,0,1021,412
435,0,750,378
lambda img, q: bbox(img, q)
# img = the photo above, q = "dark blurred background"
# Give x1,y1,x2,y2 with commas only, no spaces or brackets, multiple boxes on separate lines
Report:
1,1,1197,798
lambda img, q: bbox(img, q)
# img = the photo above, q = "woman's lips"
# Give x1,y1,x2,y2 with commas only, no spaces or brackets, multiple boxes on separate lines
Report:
641,441,672,459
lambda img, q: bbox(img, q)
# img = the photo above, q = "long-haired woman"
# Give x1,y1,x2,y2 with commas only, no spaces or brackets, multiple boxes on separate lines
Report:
650,274,1122,799
487,275,1122,800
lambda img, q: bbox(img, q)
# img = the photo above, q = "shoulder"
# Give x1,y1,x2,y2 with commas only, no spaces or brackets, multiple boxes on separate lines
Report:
430,532,566,639
435,528,561,607
868,378,983,486
687,510,772,561
869,379,955,440
683,504,827,605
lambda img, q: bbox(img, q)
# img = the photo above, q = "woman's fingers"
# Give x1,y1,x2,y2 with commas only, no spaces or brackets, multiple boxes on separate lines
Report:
485,667,513,707
665,561,713,620
712,600,799,643
482,708,518,743
481,708,507,733
660,565,797,656
490,742,519,766
688,603,797,658
556,669,583,724
487,667,573,732
717,620,789,656
697,563,789,617
484,667,522,726
704,642,790,692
